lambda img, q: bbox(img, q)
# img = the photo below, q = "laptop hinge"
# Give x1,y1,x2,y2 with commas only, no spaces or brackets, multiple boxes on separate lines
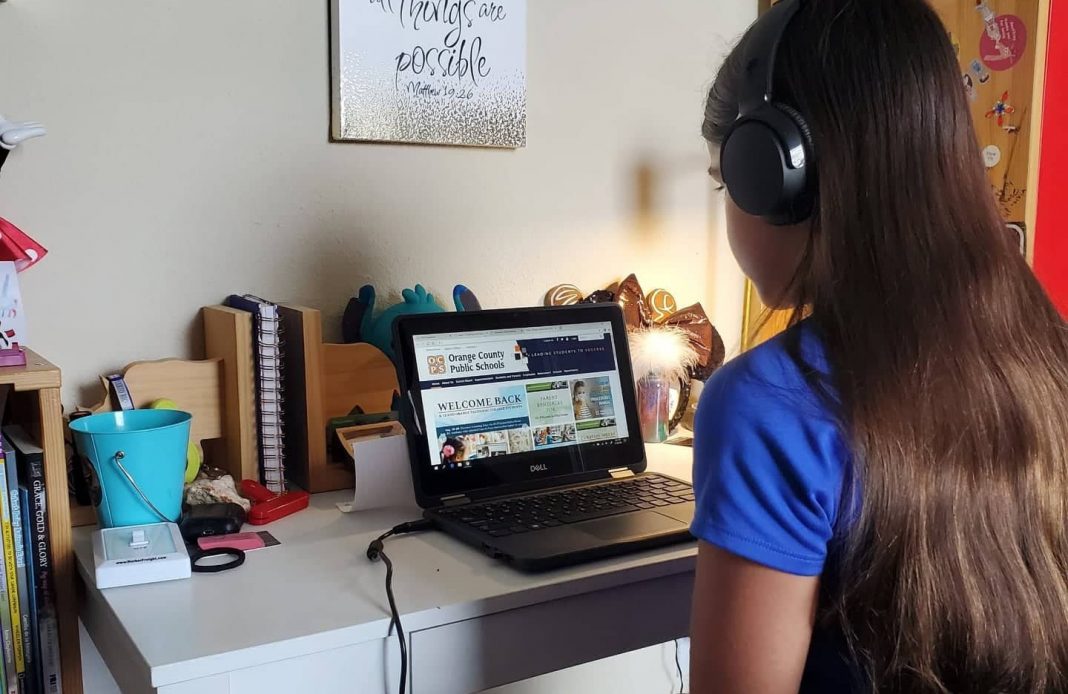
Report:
441,494,470,507
609,467,635,479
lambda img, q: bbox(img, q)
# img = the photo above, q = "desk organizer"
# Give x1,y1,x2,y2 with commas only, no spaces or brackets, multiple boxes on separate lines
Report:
276,304,399,493
91,305,400,495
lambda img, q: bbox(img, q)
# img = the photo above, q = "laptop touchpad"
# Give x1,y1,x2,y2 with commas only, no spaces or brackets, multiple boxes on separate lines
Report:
577,511,685,541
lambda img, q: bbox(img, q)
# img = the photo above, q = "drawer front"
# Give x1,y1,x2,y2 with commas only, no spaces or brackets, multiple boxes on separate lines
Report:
410,572,693,694
228,639,389,694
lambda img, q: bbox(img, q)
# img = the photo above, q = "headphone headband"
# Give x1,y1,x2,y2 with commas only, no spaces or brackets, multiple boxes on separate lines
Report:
738,0,803,114
720,0,814,225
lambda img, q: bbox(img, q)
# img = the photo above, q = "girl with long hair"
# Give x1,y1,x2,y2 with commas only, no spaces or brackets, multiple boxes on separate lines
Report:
689,1,1068,691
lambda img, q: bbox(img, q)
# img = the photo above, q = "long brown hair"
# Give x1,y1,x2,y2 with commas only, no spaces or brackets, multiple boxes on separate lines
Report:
705,1,1068,691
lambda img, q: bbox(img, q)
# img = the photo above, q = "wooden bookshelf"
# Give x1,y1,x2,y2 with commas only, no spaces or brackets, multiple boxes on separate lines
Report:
1,349,82,694
69,501,96,528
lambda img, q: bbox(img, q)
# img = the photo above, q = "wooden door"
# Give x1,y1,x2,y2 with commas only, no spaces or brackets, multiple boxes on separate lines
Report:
933,0,1046,251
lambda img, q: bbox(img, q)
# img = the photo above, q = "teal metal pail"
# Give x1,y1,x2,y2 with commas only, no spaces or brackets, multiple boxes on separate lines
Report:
69,410,191,528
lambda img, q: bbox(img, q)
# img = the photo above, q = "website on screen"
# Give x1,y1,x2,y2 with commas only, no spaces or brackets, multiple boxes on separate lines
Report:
412,322,631,469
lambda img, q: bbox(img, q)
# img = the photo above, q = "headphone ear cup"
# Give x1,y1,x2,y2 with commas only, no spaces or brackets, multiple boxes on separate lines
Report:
720,114,788,220
720,103,813,225
773,102,816,224
776,103,814,155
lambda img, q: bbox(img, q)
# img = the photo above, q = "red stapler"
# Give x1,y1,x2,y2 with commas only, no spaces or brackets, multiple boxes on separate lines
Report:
240,480,310,525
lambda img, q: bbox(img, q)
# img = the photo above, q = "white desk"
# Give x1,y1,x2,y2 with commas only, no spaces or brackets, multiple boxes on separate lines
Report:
74,445,697,694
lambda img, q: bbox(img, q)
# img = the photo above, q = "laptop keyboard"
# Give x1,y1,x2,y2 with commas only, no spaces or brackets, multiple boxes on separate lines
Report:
435,475,694,538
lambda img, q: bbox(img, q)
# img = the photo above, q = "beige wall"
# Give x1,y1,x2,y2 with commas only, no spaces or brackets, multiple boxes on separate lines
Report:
0,0,752,407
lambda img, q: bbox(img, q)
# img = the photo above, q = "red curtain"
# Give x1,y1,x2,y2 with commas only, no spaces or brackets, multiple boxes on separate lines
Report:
1034,1,1068,315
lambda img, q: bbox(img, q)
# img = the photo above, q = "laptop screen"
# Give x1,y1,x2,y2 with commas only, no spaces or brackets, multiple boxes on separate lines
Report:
394,305,646,505
413,320,632,469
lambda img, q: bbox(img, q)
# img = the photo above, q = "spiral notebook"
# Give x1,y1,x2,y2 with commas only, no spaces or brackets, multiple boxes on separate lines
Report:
225,294,287,493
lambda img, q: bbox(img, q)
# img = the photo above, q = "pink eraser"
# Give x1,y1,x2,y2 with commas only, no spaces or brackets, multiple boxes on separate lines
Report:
198,532,266,552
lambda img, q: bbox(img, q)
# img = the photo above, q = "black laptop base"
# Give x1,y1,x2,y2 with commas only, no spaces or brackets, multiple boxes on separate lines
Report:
430,473,696,571
392,304,695,571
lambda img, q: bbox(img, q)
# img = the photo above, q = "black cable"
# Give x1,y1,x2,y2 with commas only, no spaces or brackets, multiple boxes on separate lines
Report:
674,639,684,693
379,550,407,694
366,519,435,694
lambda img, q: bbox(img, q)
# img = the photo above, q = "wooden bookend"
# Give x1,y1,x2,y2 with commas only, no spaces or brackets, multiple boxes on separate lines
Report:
82,358,228,463
278,304,400,493
202,305,259,482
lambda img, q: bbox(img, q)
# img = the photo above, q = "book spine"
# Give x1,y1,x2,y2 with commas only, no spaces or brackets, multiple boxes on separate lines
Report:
27,462,60,694
0,454,24,685
0,630,6,694
229,295,288,492
258,303,286,493
17,488,38,694
0,488,16,694
9,488,36,694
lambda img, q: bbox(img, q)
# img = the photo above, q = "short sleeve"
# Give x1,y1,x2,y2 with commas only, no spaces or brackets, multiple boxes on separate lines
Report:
690,339,846,577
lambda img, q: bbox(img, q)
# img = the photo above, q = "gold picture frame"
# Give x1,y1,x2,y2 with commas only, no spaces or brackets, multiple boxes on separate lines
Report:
740,279,794,351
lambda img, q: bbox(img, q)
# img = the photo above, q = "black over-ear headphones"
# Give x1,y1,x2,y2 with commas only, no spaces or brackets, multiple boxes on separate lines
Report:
720,0,815,226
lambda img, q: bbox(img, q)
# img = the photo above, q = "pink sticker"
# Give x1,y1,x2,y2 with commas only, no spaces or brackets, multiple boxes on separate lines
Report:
980,15,1027,71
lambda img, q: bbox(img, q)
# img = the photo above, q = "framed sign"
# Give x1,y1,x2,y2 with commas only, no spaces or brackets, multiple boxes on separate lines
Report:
330,0,527,148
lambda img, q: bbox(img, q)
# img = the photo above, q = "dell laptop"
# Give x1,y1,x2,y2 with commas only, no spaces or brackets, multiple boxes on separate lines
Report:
393,303,695,571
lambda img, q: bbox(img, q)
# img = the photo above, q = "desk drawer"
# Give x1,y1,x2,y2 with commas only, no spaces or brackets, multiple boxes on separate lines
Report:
410,572,693,694
228,639,388,694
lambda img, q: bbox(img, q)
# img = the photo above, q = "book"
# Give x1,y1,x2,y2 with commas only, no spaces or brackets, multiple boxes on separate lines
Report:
18,487,40,694
0,445,23,690
5,437,36,694
0,511,14,694
225,294,287,493
0,630,7,694
0,446,14,694
4,427,61,694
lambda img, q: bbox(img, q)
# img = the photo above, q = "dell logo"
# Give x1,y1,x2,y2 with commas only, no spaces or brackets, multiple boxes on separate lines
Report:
530,464,549,473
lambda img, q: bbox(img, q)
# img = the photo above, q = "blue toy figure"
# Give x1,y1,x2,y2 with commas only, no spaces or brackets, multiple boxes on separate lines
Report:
343,284,482,360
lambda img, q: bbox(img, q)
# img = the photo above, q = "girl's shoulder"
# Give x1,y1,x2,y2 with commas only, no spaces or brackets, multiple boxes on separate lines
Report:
691,321,848,575
702,320,835,423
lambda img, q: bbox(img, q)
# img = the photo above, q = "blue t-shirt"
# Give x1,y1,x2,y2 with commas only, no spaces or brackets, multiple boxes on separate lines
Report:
691,321,860,690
